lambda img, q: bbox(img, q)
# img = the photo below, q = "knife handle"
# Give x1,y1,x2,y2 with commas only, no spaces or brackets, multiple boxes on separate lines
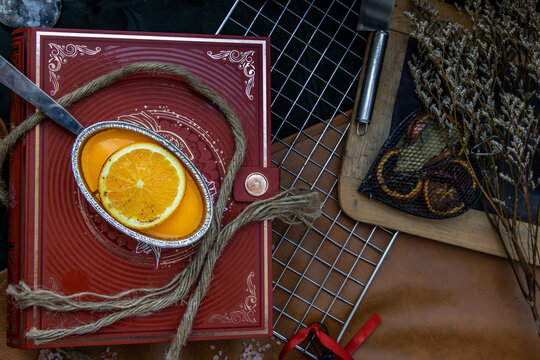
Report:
355,30,388,136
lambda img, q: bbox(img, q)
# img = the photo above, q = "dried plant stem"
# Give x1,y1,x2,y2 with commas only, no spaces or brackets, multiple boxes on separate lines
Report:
408,0,540,334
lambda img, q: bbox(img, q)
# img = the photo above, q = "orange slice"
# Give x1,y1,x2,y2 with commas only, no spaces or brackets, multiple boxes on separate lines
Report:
81,128,156,193
98,142,186,229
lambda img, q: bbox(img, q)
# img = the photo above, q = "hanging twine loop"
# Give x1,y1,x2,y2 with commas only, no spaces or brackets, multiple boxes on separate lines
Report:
3,62,321,359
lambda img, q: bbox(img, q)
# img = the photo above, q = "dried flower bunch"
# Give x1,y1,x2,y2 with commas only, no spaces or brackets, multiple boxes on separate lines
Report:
407,0,539,334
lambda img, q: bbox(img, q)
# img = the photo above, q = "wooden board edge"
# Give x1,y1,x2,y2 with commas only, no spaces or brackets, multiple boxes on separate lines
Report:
338,174,538,260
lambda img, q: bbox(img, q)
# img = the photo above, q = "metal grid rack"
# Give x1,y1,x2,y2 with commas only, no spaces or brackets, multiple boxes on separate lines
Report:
217,1,398,357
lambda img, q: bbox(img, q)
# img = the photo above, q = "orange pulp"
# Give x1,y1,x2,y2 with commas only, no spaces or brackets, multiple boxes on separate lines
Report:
80,128,205,239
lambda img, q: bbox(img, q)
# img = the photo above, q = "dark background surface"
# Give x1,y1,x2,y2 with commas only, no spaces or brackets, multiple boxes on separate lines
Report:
0,0,237,270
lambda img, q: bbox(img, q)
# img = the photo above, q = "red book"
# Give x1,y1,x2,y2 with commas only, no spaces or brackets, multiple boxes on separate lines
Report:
7,28,273,348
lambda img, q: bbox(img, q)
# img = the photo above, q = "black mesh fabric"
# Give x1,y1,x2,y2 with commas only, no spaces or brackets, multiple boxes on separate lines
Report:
359,110,481,219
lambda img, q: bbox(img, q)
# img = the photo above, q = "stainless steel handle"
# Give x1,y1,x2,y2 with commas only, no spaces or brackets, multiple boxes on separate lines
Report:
0,56,84,135
355,30,388,136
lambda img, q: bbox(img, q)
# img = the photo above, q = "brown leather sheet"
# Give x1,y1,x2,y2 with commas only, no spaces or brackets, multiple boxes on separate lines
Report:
345,233,540,359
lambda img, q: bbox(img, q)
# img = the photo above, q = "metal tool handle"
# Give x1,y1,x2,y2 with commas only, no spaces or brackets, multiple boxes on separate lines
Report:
0,56,84,135
355,30,388,136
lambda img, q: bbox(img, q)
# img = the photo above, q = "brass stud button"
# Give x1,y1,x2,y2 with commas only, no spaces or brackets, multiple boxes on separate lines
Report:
245,172,269,197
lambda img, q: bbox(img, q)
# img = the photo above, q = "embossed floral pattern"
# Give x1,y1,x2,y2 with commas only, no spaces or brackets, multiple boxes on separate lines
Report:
48,43,101,95
207,50,256,100
208,272,257,324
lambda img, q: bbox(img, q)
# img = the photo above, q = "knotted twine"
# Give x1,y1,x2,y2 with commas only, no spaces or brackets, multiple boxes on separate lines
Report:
2,62,321,359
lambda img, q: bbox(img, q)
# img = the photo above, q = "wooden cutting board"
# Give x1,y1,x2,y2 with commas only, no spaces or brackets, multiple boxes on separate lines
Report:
338,0,529,259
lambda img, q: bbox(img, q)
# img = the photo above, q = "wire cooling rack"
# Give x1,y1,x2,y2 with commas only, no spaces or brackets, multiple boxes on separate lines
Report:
217,1,398,357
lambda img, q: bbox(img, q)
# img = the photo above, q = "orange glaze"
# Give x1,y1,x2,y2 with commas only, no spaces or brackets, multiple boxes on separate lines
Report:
80,128,205,239
81,128,153,193
142,173,204,239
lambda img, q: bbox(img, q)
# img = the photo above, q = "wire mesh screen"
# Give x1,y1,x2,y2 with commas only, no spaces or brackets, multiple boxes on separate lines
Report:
217,1,398,357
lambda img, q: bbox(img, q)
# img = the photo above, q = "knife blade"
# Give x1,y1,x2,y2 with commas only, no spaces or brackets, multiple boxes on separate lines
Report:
354,0,396,136
0,56,84,135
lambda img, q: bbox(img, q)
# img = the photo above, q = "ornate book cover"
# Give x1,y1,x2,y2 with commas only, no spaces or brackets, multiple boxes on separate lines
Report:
7,28,272,348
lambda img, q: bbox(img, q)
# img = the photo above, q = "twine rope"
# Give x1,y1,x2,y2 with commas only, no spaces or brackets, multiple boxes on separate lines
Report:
3,62,321,359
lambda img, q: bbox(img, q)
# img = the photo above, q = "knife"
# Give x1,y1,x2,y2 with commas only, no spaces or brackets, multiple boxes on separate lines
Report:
354,0,396,136
0,55,84,135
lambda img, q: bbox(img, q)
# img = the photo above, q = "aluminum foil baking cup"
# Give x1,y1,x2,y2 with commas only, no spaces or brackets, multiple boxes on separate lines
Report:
71,121,213,249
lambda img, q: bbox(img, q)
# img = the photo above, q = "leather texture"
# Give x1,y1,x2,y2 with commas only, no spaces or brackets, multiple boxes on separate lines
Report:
342,232,540,359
